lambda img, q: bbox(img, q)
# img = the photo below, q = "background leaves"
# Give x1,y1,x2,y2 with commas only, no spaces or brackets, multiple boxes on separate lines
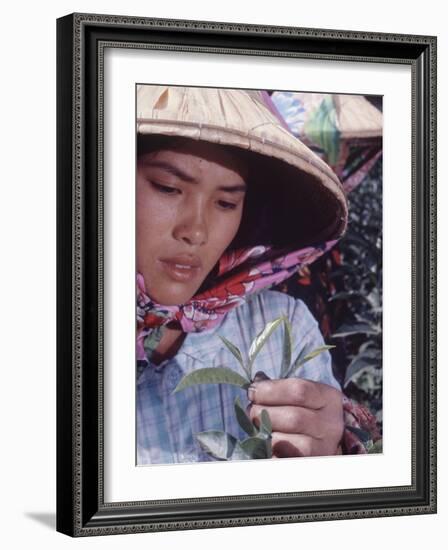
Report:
276,157,383,434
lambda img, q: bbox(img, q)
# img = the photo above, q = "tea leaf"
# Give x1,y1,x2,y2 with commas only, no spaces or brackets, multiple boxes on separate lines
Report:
196,431,238,460
230,441,253,461
173,367,250,394
259,409,273,436
328,291,364,302
240,436,272,459
280,317,293,379
368,439,383,454
196,431,251,461
287,345,335,377
332,322,380,338
219,336,250,379
248,317,284,372
234,397,257,436
344,349,381,388
299,345,335,365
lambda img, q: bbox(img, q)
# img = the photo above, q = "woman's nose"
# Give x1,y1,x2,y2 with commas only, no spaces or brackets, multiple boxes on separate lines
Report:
173,205,208,246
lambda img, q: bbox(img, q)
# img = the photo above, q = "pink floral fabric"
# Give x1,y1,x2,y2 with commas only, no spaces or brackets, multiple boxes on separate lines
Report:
341,396,382,454
136,240,338,362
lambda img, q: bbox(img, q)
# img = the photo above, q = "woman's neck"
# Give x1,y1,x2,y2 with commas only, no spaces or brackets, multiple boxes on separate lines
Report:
151,325,186,365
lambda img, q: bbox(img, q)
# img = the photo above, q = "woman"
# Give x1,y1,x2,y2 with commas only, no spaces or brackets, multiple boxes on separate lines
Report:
136,85,371,464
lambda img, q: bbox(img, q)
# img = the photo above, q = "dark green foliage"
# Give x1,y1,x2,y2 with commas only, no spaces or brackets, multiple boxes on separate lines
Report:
330,159,383,431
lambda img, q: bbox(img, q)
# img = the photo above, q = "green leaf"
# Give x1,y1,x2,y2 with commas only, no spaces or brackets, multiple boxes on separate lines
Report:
280,317,293,379
365,289,381,309
196,431,239,460
345,364,382,393
219,336,251,379
173,367,250,394
331,322,380,338
344,349,381,388
230,441,253,461
219,336,244,367
248,317,284,372
368,439,383,454
289,343,308,373
196,431,251,461
230,441,250,460
300,345,336,365
240,436,272,459
234,397,257,437
345,425,371,445
328,291,364,302
259,409,272,436
287,345,335,377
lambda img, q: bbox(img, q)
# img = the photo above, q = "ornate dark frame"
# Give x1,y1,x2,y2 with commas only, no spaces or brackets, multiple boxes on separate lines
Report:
56,13,437,537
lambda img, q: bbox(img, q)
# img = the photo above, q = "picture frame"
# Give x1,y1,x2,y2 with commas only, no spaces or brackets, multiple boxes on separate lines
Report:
56,12,437,536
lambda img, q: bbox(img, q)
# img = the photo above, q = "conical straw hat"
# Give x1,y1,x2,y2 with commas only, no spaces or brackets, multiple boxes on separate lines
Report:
334,94,383,140
137,85,348,247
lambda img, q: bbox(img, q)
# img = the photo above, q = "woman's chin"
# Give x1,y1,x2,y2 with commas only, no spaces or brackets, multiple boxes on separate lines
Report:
146,284,198,306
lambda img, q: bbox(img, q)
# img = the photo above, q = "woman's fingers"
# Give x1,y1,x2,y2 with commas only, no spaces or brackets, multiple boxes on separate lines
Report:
245,379,345,456
248,403,325,438
247,378,329,409
271,432,338,458
271,432,316,457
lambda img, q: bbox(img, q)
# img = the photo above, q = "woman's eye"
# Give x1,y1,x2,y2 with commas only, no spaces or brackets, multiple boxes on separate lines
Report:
217,200,238,210
151,182,180,195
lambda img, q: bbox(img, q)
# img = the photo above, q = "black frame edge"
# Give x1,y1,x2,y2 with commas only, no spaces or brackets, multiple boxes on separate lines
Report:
414,37,437,513
56,13,76,537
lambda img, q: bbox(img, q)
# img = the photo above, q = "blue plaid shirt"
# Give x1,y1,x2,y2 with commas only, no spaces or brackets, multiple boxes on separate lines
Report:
137,290,340,464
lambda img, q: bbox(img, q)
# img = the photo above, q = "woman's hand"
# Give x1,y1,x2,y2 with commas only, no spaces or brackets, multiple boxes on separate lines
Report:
247,378,344,458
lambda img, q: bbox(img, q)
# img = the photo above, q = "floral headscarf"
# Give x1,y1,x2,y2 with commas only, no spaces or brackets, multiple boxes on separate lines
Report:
137,239,338,364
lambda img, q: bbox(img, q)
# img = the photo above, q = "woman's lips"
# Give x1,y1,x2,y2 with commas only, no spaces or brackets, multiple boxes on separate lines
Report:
158,257,202,283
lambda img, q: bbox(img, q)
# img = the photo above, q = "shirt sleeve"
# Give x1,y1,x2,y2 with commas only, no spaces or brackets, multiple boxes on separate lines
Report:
285,294,341,391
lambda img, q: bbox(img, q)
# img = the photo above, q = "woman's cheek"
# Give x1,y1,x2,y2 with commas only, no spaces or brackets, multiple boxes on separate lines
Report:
143,193,179,228
224,205,244,239
212,209,243,253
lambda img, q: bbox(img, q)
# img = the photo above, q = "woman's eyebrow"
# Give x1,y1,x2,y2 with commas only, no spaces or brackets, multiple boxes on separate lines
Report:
142,159,246,192
219,184,247,193
142,160,197,182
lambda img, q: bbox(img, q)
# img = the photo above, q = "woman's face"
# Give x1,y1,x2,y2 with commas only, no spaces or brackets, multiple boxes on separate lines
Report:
137,139,248,305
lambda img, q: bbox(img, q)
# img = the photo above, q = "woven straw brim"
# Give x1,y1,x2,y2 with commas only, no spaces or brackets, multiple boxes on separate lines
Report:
137,85,348,246
334,94,383,140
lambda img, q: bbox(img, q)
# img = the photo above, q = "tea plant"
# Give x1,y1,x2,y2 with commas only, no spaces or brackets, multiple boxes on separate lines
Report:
330,160,383,430
174,316,333,460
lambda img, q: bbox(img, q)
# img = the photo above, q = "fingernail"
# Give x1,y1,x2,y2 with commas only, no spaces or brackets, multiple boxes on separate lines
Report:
247,384,257,402
253,370,270,382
